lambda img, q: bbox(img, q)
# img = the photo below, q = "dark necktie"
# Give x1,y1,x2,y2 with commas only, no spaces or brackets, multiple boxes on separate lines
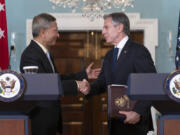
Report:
112,47,119,72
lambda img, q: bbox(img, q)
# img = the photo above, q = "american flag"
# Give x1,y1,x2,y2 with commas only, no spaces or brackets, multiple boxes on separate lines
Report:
175,12,180,70
0,0,9,70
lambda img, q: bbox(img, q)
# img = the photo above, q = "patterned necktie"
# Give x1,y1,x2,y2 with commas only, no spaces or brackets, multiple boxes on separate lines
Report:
46,51,55,73
112,47,119,72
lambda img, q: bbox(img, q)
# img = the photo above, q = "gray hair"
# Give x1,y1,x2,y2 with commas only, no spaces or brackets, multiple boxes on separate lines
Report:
32,13,56,38
103,12,130,36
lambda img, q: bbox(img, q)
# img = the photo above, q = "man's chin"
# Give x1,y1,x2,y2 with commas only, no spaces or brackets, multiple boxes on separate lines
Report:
105,40,112,44
51,41,56,46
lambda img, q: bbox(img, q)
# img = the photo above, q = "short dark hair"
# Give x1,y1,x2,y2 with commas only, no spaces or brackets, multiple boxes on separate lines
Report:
103,12,130,36
32,13,56,38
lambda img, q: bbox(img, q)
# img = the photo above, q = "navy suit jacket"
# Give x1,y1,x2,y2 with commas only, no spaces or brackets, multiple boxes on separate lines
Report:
88,39,156,133
20,40,88,134
20,40,88,95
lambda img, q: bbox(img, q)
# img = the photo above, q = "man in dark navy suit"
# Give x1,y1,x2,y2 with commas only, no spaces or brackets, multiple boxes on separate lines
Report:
81,12,156,135
20,13,100,135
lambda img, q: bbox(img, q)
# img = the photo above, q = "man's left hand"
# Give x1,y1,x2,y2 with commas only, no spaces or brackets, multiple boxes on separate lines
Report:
119,111,140,124
86,62,101,79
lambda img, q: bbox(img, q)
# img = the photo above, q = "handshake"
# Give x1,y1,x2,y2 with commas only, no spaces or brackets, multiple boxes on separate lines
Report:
76,79,90,95
75,62,101,95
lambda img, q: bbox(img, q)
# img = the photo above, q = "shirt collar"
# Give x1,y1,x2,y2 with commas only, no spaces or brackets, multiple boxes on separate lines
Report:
115,36,129,49
33,39,48,54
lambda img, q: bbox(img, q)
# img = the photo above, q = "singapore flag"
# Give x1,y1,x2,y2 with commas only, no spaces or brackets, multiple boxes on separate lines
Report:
0,0,9,70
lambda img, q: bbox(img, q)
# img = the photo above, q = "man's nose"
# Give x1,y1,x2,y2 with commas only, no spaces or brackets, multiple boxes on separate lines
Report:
102,29,106,35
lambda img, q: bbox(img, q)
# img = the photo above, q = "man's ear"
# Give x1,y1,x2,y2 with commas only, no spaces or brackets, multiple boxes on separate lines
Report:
118,24,124,33
39,29,46,38
39,29,45,35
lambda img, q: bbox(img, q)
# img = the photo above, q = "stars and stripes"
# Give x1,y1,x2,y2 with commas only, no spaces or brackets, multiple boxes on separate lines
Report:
175,12,180,70
177,24,180,48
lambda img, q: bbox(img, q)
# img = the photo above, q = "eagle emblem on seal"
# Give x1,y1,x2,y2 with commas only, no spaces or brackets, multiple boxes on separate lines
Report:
172,79,180,96
0,70,26,102
114,95,130,108
164,70,180,102
0,77,16,95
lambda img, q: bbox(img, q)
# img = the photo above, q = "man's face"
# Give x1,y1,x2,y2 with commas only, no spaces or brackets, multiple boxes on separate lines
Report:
102,17,121,45
43,21,59,46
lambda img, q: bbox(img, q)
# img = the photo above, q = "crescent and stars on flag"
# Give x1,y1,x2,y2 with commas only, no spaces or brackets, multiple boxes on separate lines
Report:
0,3,4,12
0,3,5,40
0,28,5,39
0,0,9,70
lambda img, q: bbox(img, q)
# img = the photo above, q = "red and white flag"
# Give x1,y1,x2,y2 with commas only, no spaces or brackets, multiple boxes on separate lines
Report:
0,0,9,70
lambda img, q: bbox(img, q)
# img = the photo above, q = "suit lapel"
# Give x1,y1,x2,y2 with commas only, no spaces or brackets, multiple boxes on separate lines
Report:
105,41,130,75
114,39,131,72
106,49,114,72
50,54,58,73
31,40,54,73
104,49,115,82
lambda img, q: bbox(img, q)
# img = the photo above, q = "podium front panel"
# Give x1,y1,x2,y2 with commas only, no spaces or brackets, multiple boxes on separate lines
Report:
23,74,62,100
159,115,180,135
0,115,29,135
127,73,170,100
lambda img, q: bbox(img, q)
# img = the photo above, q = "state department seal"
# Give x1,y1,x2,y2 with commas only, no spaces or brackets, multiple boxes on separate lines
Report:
0,70,26,102
164,70,180,102
114,95,130,108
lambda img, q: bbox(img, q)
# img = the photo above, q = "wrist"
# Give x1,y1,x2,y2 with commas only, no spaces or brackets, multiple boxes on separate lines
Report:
76,81,80,91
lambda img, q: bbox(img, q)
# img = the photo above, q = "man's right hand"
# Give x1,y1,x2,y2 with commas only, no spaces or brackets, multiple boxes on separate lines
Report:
76,79,90,95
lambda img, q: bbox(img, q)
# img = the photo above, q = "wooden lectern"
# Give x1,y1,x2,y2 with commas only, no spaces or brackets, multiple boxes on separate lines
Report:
127,73,180,135
0,74,62,135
